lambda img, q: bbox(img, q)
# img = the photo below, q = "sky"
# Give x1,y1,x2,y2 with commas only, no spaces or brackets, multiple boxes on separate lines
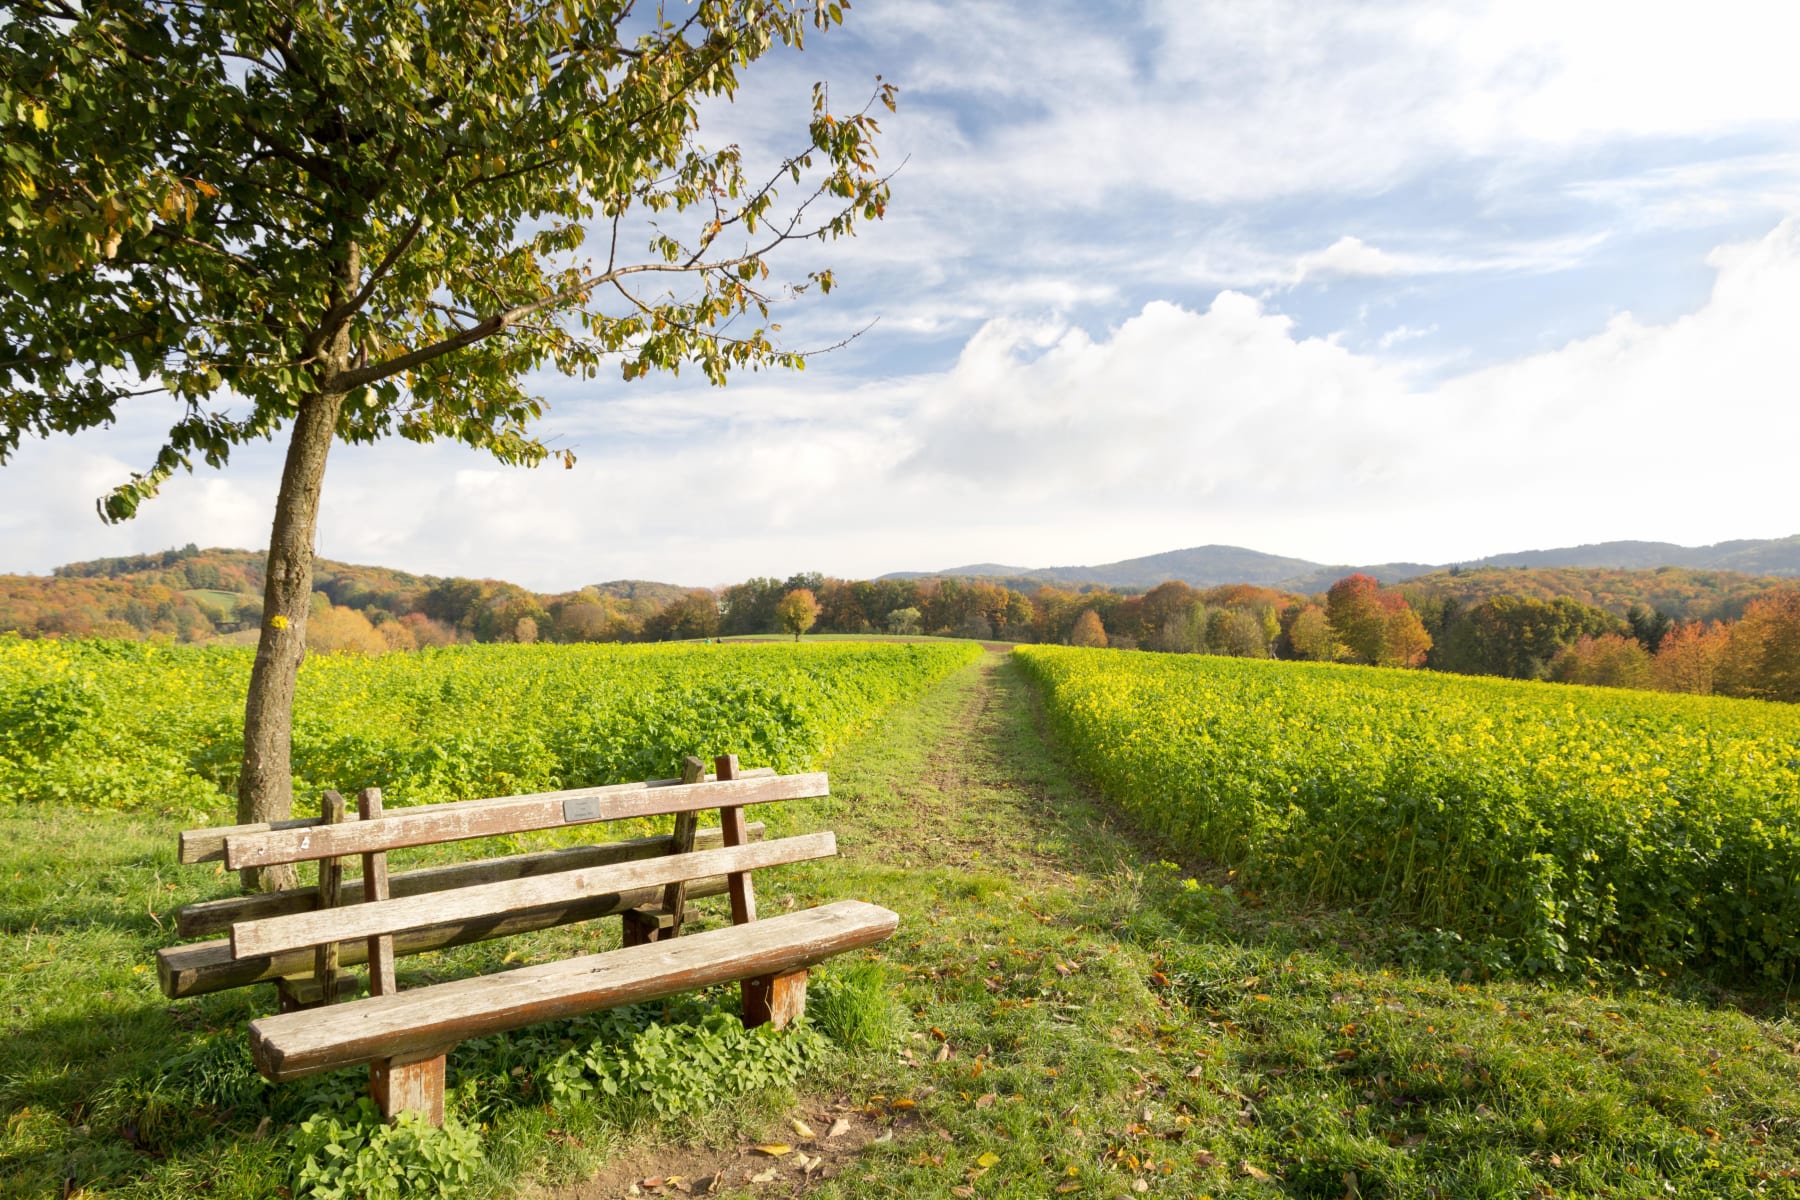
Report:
6,0,1800,590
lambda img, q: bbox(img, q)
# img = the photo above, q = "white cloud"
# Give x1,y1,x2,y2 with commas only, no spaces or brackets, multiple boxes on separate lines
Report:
8,219,1800,585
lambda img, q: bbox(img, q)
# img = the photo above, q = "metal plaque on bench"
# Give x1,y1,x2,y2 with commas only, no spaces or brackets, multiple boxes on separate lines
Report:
562,796,602,823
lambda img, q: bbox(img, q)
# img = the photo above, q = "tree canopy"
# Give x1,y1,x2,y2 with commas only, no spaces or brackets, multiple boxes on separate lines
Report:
2,0,892,513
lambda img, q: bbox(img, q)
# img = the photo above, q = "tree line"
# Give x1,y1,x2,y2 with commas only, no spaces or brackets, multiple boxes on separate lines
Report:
6,549,1799,702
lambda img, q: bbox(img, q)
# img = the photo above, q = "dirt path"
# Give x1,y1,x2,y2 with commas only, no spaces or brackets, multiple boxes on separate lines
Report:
550,651,1164,1199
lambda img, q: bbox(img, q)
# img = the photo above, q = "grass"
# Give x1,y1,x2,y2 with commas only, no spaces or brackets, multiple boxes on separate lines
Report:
180,589,251,614
4,649,1800,1197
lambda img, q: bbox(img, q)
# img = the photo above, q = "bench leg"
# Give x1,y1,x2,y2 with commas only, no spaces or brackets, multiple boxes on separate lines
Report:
276,972,361,1012
370,1048,447,1126
743,967,807,1030
622,906,676,946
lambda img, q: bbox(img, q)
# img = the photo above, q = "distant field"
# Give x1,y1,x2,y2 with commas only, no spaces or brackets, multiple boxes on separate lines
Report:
1017,645,1800,980
0,637,982,817
180,588,252,613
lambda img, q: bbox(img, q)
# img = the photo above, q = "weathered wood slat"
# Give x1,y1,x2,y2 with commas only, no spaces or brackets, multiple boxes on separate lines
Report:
231,833,837,958
223,772,827,870
178,768,776,864
250,900,898,1080
717,754,758,926
312,792,346,1005
358,788,396,997
177,823,764,937
159,869,744,999
660,757,707,933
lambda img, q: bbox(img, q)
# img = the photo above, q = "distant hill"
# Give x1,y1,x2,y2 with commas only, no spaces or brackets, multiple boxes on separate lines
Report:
888,535,1800,593
1472,536,1800,576
1401,565,1795,622
587,579,693,606
884,544,1393,591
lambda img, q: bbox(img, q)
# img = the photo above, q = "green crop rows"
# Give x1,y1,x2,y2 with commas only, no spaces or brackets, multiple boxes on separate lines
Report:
1016,645,1800,980
0,636,981,818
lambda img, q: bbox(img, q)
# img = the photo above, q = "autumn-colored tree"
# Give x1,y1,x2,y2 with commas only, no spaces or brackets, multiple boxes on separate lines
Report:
1325,575,1387,663
886,607,922,636
1070,609,1109,648
1139,581,1199,636
1379,604,1433,669
1652,621,1731,694
399,611,458,647
1284,603,1340,661
306,603,386,655
1550,633,1652,689
2,1,892,883
1031,586,1085,643
1326,574,1431,668
376,619,418,653
776,589,821,641
1211,608,1269,658
645,590,722,642
1717,590,1800,702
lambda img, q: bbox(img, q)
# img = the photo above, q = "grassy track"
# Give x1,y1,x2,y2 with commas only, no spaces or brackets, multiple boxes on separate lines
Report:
5,649,1800,1198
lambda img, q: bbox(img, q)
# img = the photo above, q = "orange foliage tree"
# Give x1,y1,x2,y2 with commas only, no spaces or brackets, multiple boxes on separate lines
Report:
1326,574,1431,668
776,589,821,641
1551,633,1653,689
1070,609,1109,648
1652,621,1731,694
1717,590,1800,701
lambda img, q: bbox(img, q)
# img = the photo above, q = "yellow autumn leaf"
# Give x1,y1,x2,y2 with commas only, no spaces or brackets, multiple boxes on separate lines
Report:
752,1143,791,1157
976,1152,1000,1169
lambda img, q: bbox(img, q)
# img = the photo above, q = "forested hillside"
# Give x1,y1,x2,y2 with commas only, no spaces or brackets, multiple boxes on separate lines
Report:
7,547,1799,703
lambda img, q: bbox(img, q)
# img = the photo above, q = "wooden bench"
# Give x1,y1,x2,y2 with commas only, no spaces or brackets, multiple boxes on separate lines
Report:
157,754,897,1124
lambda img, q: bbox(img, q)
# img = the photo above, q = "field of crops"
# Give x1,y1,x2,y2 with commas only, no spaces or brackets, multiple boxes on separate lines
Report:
0,636,981,817
1016,645,1800,980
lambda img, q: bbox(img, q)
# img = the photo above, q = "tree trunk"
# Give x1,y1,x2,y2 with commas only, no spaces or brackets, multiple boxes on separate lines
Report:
237,240,359,891
236,388,349,890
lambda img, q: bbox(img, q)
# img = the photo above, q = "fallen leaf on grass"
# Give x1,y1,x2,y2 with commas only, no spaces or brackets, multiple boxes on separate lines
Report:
936,1042,952,1062
826,1118,852,1138
974,1093,996,1108
976,1152,1001,1169
1239,1160,1271,1181
790,1118,816,1140
749,1168,779,1184
752,1144,791,1157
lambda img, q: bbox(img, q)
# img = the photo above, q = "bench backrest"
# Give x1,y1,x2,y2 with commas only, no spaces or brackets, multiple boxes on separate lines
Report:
160,756,829,1004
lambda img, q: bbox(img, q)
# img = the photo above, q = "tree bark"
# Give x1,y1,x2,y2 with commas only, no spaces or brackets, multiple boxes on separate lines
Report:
237,240,359,891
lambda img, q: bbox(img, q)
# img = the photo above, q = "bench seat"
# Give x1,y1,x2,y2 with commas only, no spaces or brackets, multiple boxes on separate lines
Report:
250,898,898,1081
